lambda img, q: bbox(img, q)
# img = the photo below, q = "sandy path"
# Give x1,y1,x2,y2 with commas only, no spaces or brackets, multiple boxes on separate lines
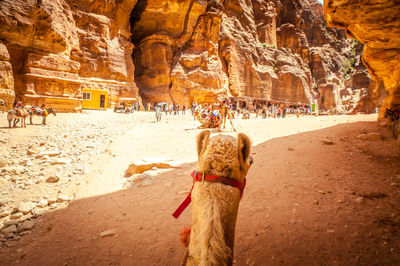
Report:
1,111,399,265
74,112,377,199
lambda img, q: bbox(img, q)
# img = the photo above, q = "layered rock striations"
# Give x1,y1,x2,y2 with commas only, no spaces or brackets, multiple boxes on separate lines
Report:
0,0,374,112
324,0,400,117
0,0,138,112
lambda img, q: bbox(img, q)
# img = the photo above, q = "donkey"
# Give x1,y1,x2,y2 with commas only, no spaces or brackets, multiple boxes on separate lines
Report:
28,106,56,125
7,108,29,128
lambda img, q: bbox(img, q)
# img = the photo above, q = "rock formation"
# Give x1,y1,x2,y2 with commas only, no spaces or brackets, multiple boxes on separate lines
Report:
324,0,400,117
0,0,138,112
132,0,375,113
0,43,14,108
0,0,375,113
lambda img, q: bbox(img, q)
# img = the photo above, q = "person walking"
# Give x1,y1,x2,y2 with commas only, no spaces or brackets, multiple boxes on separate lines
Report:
182,104,186,115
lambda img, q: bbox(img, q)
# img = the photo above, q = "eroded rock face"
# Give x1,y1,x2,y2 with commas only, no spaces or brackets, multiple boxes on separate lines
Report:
0,0,138,112
324,0,400,116
0,42,14,109
131,0,374,113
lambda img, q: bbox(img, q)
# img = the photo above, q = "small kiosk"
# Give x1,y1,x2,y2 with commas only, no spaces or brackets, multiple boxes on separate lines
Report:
81,88,108,110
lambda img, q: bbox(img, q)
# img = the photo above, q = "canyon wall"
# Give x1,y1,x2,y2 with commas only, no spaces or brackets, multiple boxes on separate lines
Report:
131,0,375,113
0,0,138,112
324,0,400,118
0,0,374,113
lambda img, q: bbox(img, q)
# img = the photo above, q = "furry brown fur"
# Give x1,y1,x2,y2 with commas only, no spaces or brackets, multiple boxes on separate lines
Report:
184,131,253,265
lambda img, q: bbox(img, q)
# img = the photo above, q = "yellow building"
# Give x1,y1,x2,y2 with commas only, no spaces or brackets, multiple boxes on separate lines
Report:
81,88,108,110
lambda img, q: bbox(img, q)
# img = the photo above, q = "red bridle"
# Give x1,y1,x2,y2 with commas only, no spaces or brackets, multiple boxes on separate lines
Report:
172,170,246,219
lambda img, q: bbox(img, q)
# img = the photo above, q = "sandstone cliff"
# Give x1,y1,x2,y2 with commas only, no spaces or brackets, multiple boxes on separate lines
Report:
0,0,374,113
324,0,400,117
0,0,138,112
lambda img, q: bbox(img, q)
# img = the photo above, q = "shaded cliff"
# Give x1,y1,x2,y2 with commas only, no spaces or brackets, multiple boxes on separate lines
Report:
324,0,400,118
0,0,374,112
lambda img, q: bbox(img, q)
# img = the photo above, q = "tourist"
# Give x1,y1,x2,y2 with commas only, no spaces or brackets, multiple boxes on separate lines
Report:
182,104,186,115
15,101,23,109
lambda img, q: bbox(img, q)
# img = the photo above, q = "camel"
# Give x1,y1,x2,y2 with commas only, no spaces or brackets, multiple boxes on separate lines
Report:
174,130,253,265
7,108,29,128
242,110,250,119
28,106,56,125
193,108,221,129
219,104,236,131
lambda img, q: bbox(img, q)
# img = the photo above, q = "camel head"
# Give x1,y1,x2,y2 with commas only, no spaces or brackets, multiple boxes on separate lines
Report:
196,130,253,183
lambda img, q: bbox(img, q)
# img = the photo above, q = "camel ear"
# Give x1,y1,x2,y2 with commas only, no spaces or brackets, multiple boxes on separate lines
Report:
237,133,251,170
197,130,211,158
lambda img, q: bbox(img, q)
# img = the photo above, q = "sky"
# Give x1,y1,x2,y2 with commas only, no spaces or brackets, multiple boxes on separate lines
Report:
317,0,323,3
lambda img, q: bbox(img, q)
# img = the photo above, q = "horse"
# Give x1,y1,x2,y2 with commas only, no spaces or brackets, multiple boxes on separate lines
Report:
384,108,400,139
28,106,57,125
0,99,7,113
7,108,29,128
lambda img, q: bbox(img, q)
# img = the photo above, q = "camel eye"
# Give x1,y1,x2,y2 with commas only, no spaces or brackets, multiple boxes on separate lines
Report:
248,156,253,165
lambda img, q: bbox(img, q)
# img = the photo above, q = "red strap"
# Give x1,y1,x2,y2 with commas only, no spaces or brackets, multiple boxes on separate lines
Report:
172,171,246,219
172,183,194,219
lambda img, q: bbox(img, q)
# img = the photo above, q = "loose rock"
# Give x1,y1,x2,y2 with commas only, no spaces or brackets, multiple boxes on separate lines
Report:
36,199,48,208
18,220,35,232
100,229,116,237
46,176,60,183
17,202,35,215
367,132,383,141
1,225,17,234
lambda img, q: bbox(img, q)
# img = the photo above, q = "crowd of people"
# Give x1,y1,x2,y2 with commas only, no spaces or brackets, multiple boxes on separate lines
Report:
130,99,313,120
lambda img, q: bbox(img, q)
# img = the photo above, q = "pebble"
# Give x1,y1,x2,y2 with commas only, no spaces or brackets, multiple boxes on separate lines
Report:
17,202,35,215
355,197,365,203
367,132,383,141
50,158,71,165
36,199,48,208
357,134,368,140
0,209,11,218
44,150,62,157
26,149,38,155
0,158,7,167
49,203,58,209
46,176,60,183
100,229,117,237
57,195,69,203
10,212,23,219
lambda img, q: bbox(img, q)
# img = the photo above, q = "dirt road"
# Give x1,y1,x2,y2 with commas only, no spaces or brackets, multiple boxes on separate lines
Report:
0,111,399,265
